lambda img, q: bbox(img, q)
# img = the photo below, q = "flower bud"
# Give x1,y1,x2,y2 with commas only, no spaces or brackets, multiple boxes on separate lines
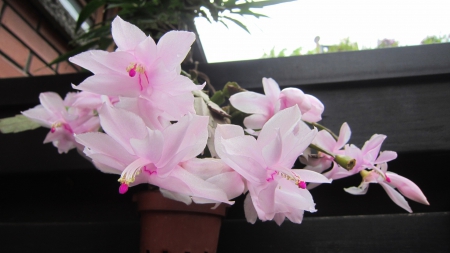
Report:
334,155,356,170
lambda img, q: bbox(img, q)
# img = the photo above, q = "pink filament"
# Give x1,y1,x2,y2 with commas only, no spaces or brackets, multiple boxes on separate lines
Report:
143,165,157,175
62,124,74,134
298,181,307,189
119,183,128,194
266,171,277,182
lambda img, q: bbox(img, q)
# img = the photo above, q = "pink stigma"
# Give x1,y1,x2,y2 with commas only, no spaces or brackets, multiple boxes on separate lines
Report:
129,68,136,77
50,127,56,133
298,181,307,189
119,183,129,194
385,175,391,183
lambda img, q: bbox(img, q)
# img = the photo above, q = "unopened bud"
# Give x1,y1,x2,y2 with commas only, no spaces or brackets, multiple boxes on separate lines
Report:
335,155,356,170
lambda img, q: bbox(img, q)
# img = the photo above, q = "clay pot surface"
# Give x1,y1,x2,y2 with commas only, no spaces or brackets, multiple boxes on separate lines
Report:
134,190,227,253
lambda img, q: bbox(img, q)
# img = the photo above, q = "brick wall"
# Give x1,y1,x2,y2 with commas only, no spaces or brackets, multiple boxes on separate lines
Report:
0,0,80,78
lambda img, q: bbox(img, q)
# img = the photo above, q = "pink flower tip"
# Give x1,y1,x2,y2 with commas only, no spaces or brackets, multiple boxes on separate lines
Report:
119,183,129,194
298,181,307,189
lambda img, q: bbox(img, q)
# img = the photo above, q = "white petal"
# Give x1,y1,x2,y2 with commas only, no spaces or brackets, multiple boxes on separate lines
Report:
379,182,412,213
344,182,370,195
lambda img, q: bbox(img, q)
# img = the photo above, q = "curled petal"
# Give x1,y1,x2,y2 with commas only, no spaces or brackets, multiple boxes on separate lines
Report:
362,134,387,162
344,182,370,195
379,181,413,213
375,151,398,164
279,88,307,111
244,194,258,224
301,95,324,122
243,113,270,130
229,91,271,115
262,77,281,104
336,122,351,150
387,172,429,205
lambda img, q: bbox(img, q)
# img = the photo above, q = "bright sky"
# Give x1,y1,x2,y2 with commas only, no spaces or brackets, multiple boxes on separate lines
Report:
195,0,450,63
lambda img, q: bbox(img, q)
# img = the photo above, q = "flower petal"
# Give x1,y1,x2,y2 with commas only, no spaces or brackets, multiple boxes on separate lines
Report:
244,193,258,224
262,77,281,104
375,151,397,164
74,74,141,98
157,31,196,71
387,172,429,205
292,169,332,184
243,113,269,130
229,91,271,114
262,129,282,168
379,181,413,213
98,104,148,154
111,16,147,51
75,132,136,166
344,181,370,195
336,122,351,150
130,129,164,163
257,105,302,148
215,134,266,183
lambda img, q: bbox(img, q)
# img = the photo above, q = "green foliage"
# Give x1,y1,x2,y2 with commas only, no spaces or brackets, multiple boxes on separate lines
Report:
222,82,245,98
377,38,399,49
421,35,450,45
262,46,302,58
324,38,358,53
53,0,295,65
0,115,41,134
210,90,225,105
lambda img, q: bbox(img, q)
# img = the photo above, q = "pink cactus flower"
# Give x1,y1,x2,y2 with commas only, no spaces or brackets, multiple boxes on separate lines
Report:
345,162,429,212
229,77,324,132
215,105,331,225
22,92,100,154
70,16,203,127
75,102,240,205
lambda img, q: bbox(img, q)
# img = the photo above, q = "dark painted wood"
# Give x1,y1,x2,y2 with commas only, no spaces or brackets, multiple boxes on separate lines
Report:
218,212,450,253
0,45,449,252
1,213,447,253
197,43,450,89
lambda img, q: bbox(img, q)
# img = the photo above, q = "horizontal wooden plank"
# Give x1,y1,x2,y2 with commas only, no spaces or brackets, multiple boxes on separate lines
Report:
0,212,447,253
198,43,450,90
218,212,450,253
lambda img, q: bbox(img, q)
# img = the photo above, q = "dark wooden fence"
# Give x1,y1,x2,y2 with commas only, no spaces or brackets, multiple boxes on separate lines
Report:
1,43,449,252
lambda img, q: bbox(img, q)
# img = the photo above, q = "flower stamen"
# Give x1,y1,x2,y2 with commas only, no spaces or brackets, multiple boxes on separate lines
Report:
117,158,149,194
269,170,307,189
50,122,73,134
126,62,147,91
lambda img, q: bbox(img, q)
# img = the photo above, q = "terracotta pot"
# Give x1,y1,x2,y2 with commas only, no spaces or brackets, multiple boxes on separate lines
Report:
134,190,227,253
